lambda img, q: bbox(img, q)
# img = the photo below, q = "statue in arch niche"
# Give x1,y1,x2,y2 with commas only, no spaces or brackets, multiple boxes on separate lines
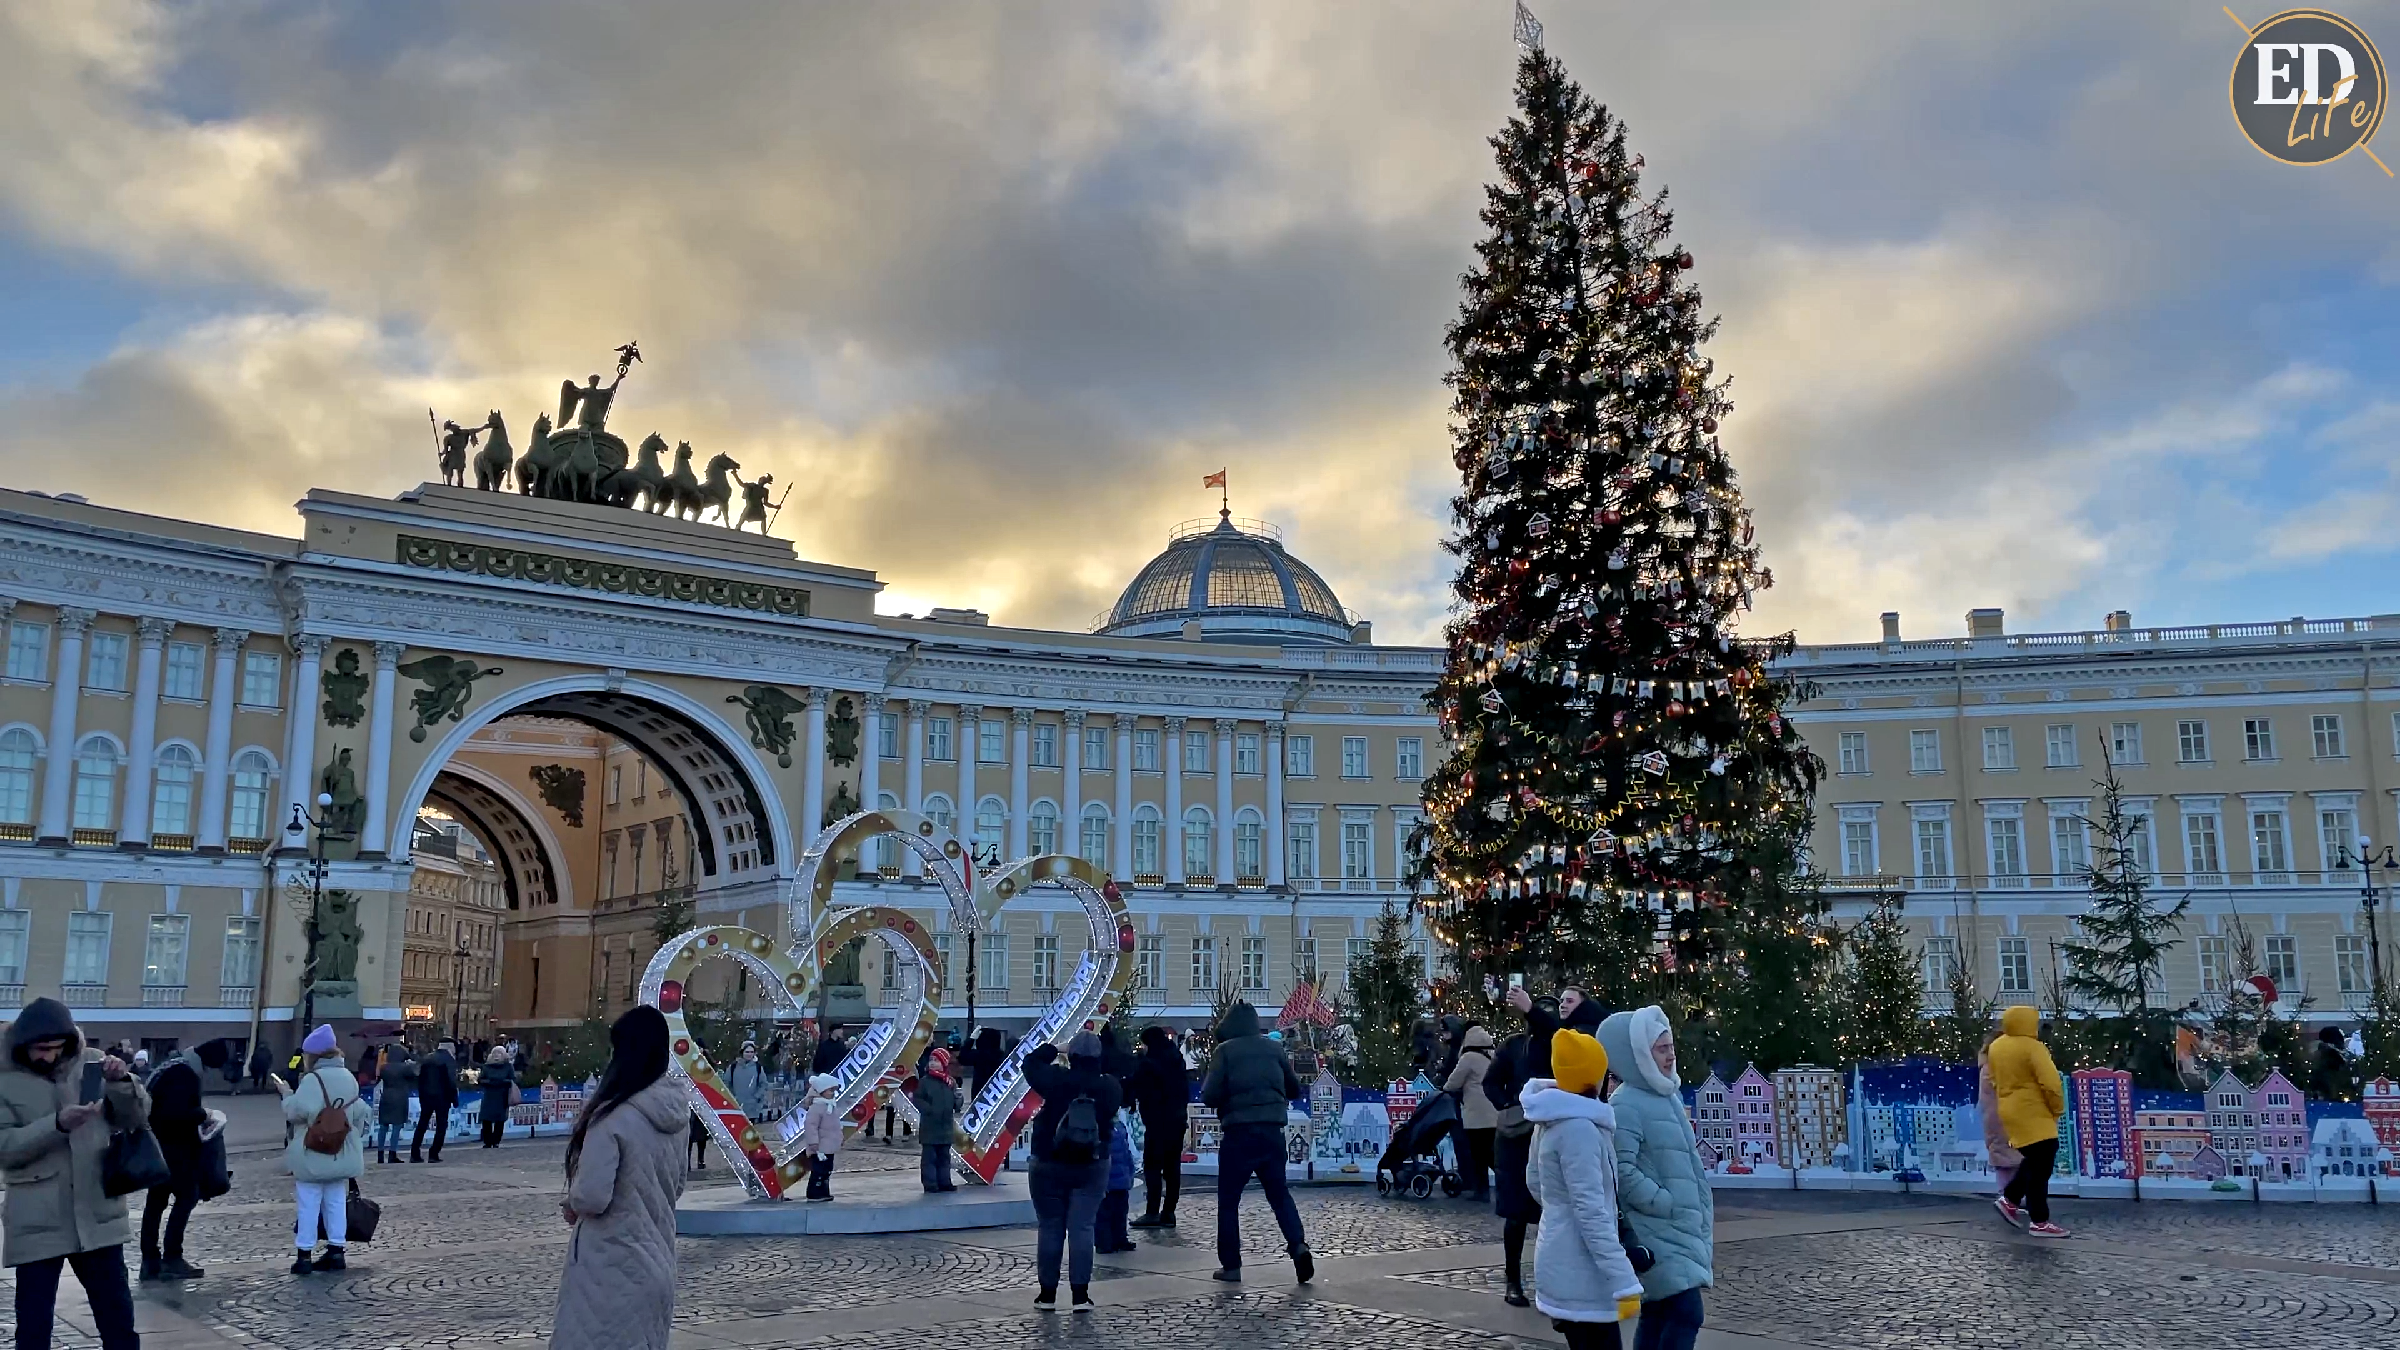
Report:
826,696,861,767
397,655,506,743
726,685,805,768
314,888,366,984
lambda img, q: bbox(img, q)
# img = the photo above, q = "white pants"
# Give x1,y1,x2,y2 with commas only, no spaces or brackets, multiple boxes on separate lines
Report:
295,1179,348,1249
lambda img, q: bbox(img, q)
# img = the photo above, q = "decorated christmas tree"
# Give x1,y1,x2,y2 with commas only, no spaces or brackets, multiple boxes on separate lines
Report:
1415,26,1819,1005
1693,824,1845,1074
2059,743,2190,1086
1344,900,1424,1087
1834,895,1926,1064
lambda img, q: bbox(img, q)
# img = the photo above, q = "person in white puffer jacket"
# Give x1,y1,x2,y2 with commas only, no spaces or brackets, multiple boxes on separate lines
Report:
1523,1028,1644,1349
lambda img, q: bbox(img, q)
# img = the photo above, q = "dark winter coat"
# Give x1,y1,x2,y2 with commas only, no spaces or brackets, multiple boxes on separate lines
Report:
2309,1036,2355,1102
145,1051,209,1198
1022,1045,1122,1163
480,1060,517,1124
1525,996,1607,1080
1128,1030,1191,1130
910,1075,958,1144
811,1033,852,1076
1199,1002,1302,1129
378,1051,420,1126
417,1049,459,1110
1488,1031,1542,1221
959,1030,1004,1097
1107,1115,1136,1190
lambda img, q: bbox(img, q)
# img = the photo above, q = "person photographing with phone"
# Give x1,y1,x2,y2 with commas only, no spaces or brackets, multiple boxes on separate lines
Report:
0,997,151,1350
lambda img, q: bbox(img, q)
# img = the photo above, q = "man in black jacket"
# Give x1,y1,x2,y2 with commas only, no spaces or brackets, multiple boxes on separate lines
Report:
139,1047,209,1281
811,1024,851,1076
412,1039,459,1162
1127,1026,1189,1229
1505,983,1604,1078
1199,1002,1312,1285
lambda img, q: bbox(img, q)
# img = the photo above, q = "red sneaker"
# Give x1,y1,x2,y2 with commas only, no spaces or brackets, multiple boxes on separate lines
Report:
2028,1222,2070,1238
1993,1197,2026,1227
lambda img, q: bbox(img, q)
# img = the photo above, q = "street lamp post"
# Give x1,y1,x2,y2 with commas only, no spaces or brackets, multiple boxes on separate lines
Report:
451,938,471,1043
2337,835,2395,1007
283,792,353,1031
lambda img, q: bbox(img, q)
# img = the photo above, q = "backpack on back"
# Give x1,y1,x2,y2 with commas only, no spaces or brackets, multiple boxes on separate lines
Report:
1052,1090,1102,1163
303,1071,354,1155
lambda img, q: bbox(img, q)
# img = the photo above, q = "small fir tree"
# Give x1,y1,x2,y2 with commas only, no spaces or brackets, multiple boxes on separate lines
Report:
1691,823,1841,1074
1931,959,1998,1066
1834,895,1925,1064
1345,901,1424,1087
2058,744,2190,1087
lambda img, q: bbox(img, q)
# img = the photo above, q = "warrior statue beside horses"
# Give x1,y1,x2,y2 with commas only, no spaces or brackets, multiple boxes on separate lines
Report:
431,342,787,532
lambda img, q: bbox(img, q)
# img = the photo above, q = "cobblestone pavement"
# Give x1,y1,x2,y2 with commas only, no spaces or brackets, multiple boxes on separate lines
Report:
0,1139,2392,1349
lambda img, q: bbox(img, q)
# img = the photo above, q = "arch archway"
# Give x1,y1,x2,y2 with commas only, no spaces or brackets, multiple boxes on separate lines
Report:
423,762,575,912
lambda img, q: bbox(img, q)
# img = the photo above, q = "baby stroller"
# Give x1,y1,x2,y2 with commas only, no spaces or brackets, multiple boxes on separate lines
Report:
1376,1090,1464,1199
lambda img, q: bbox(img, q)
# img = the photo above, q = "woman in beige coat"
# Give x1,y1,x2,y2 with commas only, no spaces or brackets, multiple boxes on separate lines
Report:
0,998,149,1350
1444,1024,1497,1201
551,1006,688,1350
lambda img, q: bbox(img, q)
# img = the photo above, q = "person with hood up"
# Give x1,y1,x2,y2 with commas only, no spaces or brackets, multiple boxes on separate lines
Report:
960,1027,1004,1100
413,1039,459,1162
1,998,149,1348
1975,1029,2020,1197
1485,1024,1541,1307
1445,1024,1498,1202
1987,1006,2068,1237
478,1045,518,1149
376,1043,418,1164
2309,1025,2356,1102
549,1007,689,1350
911,1048,960,1193
728,1042,767,1121
276,1023,375,1273
1523,1028,1645,1349
1199,1001,1312,1286
798,1073,843,1201
1023,1033,1123,1311
1127,1025,1190,1228
1598,1007,1712,1350
139,1043,213,1282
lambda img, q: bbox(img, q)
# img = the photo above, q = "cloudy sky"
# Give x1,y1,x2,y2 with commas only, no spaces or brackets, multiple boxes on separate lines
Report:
4,1,2397,646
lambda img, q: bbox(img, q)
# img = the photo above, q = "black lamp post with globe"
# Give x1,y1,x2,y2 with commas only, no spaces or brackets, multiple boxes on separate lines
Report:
283,792,354,1029
2337,835,2395,1008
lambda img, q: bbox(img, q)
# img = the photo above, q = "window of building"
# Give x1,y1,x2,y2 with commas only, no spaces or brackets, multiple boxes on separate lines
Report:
2321,806,2359,874
1079,804,1109,870
1136,935,1161,989
2050,814,2089,877
1190,936,1218,992
2184,811,2224,879
1837,732,1868,775
1840,818,1877,876
238,650,280,707
1032,935,1058,990
1132,729,1159,772
1923,936,1959,993
64,911,111,987
1184,730,1210,774
922,794,953,836
142,914,189,988
2174,719,2210,763
2263,934,2298,986
2336,935,2369,994
877,713,899,760
1341,819,1372,879
1283,734,1314,778
1909,729,1941,773
1242,937,1267,989
1236,734,1261,775
978,719,1004,764
1082,725,1109,770
1029,801,1059,855
229,750,274,841
1132,805,1162,875
2110,722,2143,765
1288,816,1318,879
979,932,1009,990
928,717,954,761
2126,809,2157,876
5,622,48,682
2197,934,2228,993
1913,816,1952,879
163,642,202,700
1346,936,1372,973
1396,737,1424,780
84,632,128,693
973,797,1006,864
0,728,38,826
2243,718,2276,762
607,765,622,806
933,933,953,989
151,744,196,836
72,736,118,831
1234,814,1263,879
2250,808,2291,879
1986,817,2025,883
2312,714,2345,759
1341,736,1369,779
1183,807,1213,876
0,909,28,985
2044,724,2077,768
1032,722,1059,768
1998,936,2032,995
1982,727,2015,770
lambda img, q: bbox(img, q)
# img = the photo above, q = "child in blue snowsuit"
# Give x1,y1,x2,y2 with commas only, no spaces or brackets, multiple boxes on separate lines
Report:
1095,1110,1137,1253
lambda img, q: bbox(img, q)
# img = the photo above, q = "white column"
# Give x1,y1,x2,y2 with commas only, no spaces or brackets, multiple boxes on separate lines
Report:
903,700,928,878
36,607,95,844
1214,718,1237,884
1265,722,1287,887
1008,709,1032,858
802,687,828,833
118,617,171,847
1112,714,1135,876
356,641,396,856
1163,716,1186,885
860,694,885,810
194,628,247,851
1062,710,1084,843
958,706,981,862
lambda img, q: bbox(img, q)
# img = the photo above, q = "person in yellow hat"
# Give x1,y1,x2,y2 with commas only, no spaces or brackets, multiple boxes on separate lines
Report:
1522,1029,1645,1346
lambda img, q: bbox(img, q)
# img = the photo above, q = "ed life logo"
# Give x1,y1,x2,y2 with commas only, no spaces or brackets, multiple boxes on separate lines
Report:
2226,7,2390,175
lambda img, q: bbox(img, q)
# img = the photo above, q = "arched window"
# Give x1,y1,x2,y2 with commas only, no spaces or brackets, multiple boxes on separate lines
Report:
0,728,37,826
1183,806,1213,878
922,794,954,837
229,750,276,842
1079,803,1110,872
1132,804,1162,876
151,744,197,837
1234,808,1263,881
873,792,901,872
72,736,119,832
974,795,1007,865
1029,800,1059,856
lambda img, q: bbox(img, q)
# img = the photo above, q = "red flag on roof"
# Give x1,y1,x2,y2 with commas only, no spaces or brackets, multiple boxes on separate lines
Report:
1201,469,1227,490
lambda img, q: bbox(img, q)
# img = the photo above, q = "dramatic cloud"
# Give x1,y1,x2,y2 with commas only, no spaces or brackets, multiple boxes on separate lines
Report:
3,1,2397,643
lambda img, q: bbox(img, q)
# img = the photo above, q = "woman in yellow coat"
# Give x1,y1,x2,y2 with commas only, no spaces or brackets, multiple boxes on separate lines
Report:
1985,1006,2068,1237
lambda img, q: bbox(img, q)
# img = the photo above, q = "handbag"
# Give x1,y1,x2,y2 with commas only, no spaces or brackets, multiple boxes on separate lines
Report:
196,1112,233,1202
345,1180,381,1244
102,1127,173,1198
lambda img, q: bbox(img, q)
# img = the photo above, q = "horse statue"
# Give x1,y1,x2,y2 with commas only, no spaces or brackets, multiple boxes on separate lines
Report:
613,432,673,512
516,413,559,497
556,426,604,503
663,441,702,519
697,453,741,525
471,410,514,491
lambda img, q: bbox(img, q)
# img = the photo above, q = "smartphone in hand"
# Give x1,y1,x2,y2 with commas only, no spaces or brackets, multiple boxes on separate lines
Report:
80,1060,105,1105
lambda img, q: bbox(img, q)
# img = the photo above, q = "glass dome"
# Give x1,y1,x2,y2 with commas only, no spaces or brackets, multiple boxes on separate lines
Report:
1098,511,1357,645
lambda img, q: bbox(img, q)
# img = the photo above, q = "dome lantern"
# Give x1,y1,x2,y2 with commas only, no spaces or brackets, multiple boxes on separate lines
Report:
1097,509,1358,645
